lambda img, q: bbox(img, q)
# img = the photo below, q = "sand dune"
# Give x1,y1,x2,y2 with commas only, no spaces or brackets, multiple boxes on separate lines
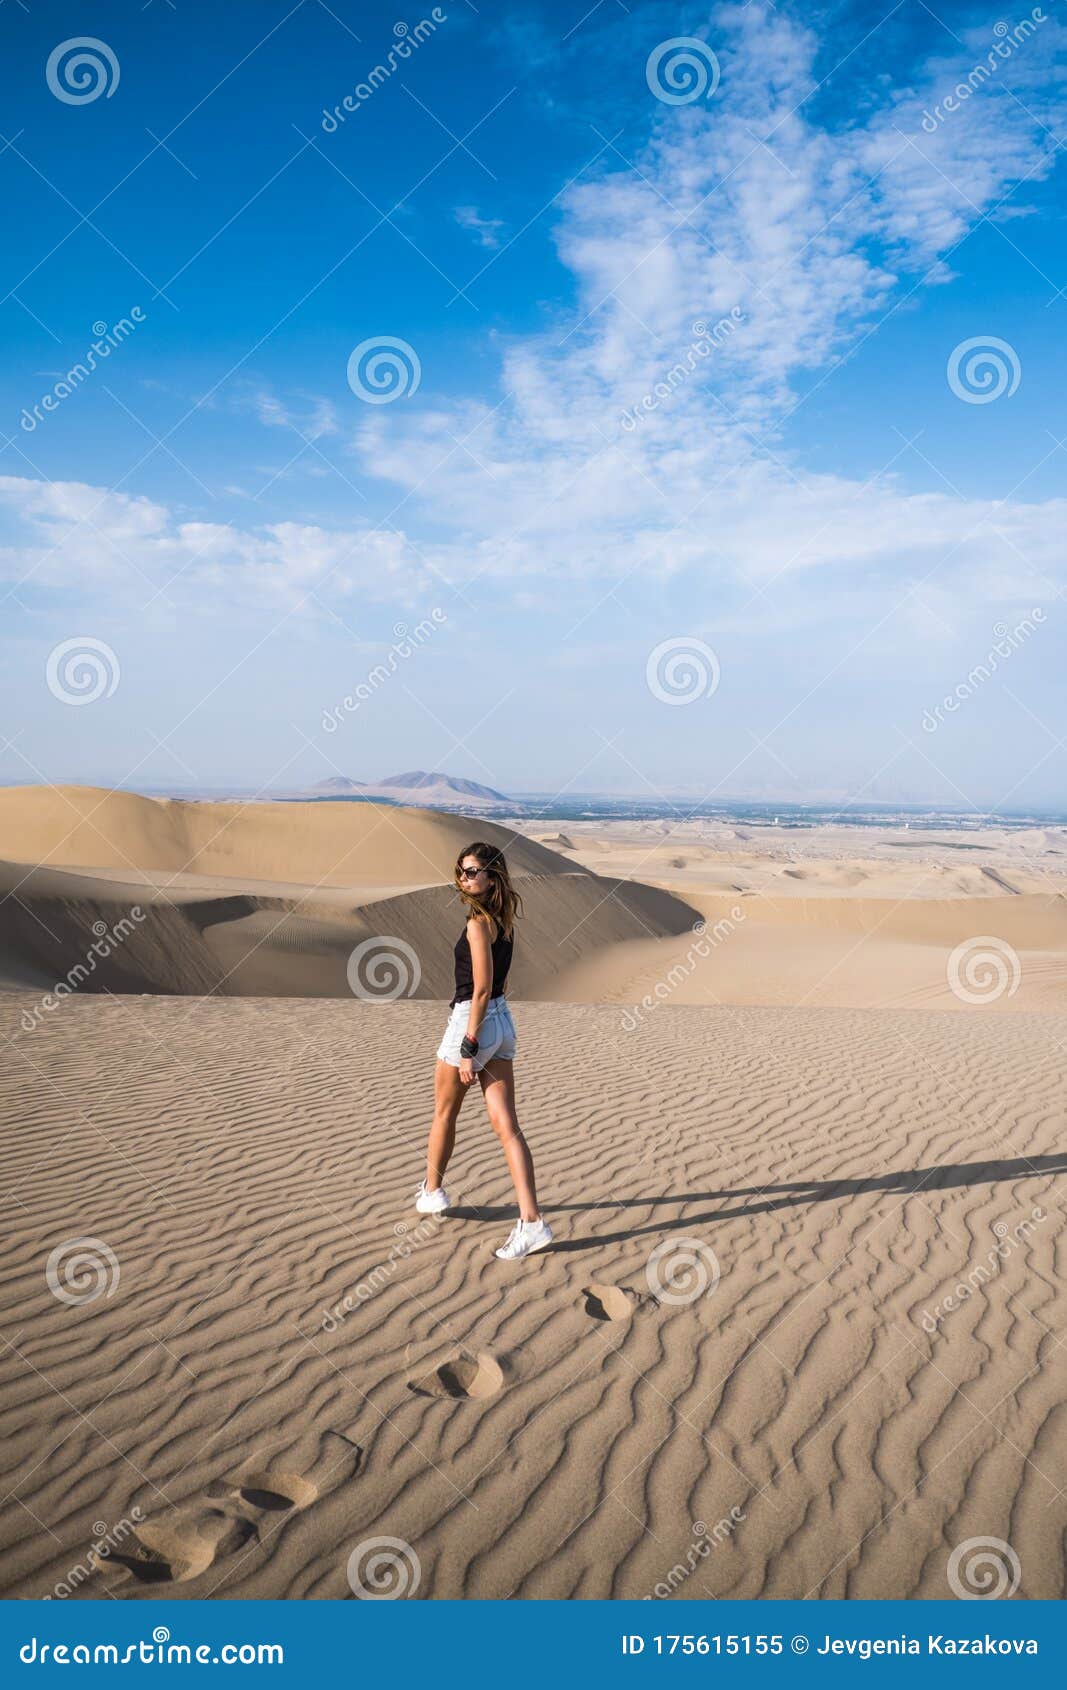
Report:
4,789,1065,1011
2,786,1065,1603
0,787,699,999
1,995,1063,1599
542,891,1067,1012
0,784,567,887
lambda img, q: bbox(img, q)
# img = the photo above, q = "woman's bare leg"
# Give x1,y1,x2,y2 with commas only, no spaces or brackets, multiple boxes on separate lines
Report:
478,1059,540,1222
425,1059,469,1190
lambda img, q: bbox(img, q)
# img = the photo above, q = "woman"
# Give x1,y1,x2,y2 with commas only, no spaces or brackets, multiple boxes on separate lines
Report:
414,842,553,1260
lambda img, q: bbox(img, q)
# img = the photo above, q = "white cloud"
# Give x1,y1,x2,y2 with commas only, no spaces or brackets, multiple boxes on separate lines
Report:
0,475,434,612
4,4,1066,641
455,205,506,248
347,1,1067,611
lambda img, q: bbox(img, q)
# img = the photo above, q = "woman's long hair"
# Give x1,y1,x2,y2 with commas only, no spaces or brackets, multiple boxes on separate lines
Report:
454,841,523,938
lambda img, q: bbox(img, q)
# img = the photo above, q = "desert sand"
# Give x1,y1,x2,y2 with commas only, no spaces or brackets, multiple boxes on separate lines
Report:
0,785,1064,1599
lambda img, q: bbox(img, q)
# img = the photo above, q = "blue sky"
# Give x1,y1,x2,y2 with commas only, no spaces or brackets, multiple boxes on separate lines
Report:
1,0,1065,810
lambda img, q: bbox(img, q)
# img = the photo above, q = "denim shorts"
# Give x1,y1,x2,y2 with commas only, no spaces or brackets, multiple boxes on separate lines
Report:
437,996,517,1070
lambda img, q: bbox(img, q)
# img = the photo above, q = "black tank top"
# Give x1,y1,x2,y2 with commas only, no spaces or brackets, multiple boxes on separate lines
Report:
450,919,513,1007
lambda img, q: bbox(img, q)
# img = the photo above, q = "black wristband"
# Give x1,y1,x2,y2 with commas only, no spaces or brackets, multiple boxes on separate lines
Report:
460,1035,479,1059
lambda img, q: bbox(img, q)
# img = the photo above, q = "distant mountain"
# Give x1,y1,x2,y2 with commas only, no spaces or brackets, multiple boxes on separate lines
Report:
301,771,512,808
377,771,510,803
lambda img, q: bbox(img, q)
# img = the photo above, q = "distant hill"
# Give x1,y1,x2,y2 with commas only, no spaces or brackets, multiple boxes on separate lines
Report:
300,771,512,808
377,771,510,803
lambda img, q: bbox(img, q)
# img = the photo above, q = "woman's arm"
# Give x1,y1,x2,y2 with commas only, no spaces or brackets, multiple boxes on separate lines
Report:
464,914,494,1047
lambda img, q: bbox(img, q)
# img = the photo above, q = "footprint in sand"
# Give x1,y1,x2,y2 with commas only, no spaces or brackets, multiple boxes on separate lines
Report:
93,1504,259,1585
95,1433,362,1586
582,1282,654,1322
408,1348,504,1400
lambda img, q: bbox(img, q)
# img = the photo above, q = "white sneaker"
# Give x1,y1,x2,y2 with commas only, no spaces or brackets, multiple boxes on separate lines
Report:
494,1217,553,1260
414,1181,450,1215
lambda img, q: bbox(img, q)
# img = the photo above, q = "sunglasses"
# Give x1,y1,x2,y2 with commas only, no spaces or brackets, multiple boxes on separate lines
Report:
458,864,488,879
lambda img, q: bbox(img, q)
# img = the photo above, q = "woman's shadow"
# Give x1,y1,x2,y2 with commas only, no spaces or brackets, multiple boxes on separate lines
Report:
450,1153,1065,1252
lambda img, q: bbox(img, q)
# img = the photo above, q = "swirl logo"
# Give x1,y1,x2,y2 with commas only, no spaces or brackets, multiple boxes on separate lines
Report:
646,38,721,105
947,937,1021,1004
346,937,422,1000
152,1627,170,1645
947,1536,1021,1599
346,1536,422,1599
46,637,120,706
347,337,421,404
646,1237,720,1304
947,337,1020,404
46,1237,120,1306
46,38,120,105
646,637,720,706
